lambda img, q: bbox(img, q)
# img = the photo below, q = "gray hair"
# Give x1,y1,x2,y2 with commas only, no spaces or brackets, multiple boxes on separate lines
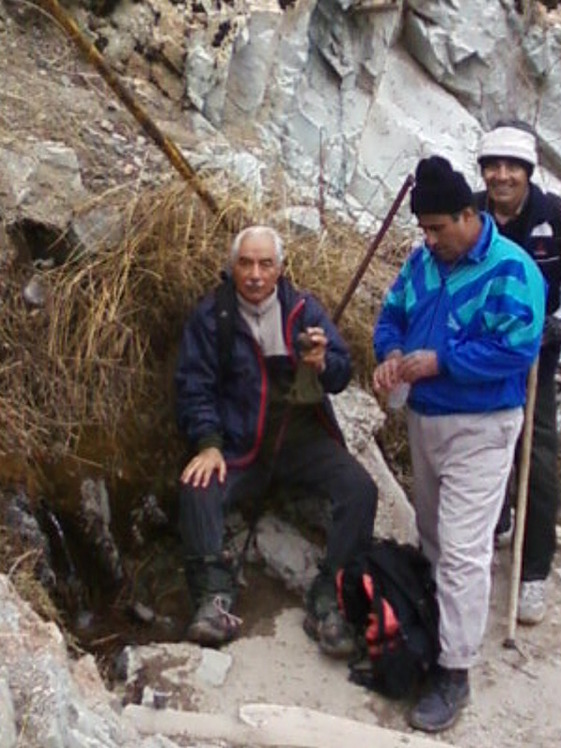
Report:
230,225,284,266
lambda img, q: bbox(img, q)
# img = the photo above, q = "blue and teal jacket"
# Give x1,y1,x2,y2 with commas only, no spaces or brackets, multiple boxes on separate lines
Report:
374,213,546,416
175,276,349,466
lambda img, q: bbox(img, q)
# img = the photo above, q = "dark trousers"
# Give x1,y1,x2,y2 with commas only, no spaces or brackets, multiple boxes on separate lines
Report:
521,343,560,581
179,436,378,574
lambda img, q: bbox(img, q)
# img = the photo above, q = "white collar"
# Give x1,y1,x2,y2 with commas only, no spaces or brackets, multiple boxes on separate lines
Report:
236,286,279,317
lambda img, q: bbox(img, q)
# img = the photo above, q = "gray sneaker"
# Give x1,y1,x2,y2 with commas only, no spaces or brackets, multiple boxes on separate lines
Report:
186,594,242,647
518,580,546,625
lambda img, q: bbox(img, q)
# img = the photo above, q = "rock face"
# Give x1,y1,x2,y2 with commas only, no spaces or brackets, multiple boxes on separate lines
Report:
11,0,555,236
0,573,183,748
0,140,85,263
403,1,561,172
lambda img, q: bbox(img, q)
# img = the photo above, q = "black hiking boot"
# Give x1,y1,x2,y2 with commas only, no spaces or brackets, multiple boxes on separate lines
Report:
303,608,356,658
409,666,470,733
186,592,242,647
303,569,356,659
184,556,240,647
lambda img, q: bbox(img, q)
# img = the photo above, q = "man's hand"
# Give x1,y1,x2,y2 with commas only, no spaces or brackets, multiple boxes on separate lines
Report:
399,350,439,382
372,350,404,393
180,447,226,488
299,327,327,373
373,349,438,393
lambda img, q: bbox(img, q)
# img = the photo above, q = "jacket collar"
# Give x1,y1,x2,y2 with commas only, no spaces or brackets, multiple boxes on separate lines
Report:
464,212,494,263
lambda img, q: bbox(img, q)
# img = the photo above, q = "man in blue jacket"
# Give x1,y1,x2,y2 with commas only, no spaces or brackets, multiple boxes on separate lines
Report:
176,224,377,654
373,156,545,733
477,121,561,625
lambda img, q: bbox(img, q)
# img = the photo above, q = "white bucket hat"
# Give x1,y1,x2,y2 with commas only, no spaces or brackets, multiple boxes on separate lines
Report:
477,126,538,168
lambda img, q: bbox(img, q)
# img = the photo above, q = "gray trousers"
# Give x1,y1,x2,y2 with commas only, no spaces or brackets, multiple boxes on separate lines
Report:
408,408,523,670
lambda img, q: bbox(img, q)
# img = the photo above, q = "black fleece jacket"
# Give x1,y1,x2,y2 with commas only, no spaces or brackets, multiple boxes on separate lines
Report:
476,183,561,315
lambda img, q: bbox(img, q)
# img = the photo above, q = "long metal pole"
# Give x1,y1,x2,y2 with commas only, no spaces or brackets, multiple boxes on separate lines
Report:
332,174,414,325
504,357,539,648
36,0,221,216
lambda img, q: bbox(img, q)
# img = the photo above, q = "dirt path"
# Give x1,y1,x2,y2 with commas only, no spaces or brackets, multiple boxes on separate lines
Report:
184,543,561,748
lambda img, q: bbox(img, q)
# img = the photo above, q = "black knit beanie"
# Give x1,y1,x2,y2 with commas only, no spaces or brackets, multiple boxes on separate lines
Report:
410,156,474,216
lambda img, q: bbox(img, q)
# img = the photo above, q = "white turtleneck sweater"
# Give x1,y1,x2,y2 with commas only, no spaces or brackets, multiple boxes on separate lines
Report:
236,288,288,356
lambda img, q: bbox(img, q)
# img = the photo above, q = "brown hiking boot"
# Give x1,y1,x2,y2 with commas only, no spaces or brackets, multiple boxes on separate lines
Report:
303,608,356,659
186,594,242,647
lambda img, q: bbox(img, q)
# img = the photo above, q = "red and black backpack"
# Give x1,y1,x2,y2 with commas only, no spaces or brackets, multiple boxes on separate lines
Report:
336,537,440,699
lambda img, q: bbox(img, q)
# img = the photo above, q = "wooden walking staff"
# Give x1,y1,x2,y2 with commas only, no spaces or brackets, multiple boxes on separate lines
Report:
504,357,539,649
35,0,221,217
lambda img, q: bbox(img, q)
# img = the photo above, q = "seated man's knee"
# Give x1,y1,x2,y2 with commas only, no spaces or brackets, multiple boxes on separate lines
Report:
179,479,226,550
180,476,224,509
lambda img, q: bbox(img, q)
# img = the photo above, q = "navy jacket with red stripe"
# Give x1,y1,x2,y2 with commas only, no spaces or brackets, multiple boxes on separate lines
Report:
175,276,350,465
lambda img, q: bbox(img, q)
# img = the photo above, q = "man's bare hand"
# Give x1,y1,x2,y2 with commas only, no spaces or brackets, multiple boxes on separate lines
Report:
299,327,327,373
400,350,439,382
372,350,404,393
180,447,226,488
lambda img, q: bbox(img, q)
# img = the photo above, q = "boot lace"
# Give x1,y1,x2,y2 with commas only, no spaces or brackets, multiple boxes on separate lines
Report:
212,595,243,631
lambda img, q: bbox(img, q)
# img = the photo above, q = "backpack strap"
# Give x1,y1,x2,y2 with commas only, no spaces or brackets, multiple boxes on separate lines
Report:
214,272,237,386
348,565,405,698
371,575,391,655
366,541,439,646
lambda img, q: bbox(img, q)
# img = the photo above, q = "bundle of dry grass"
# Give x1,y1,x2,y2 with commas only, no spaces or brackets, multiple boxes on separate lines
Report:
0,180,413,487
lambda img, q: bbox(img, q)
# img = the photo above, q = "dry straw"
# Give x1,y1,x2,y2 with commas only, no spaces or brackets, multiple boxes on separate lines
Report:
0,179,411,481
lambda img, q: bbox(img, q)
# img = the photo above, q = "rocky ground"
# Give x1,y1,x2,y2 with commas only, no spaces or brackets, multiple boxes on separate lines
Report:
2,3,561,748
107,539,561,748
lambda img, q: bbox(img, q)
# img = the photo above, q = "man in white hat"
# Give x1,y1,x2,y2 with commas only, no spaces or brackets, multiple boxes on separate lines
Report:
477,120,561,625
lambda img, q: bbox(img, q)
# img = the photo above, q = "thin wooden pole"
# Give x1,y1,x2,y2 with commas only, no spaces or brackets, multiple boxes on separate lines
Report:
504,357,539,648
332,174,414,325
318,127,326,231
36,0,221,216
